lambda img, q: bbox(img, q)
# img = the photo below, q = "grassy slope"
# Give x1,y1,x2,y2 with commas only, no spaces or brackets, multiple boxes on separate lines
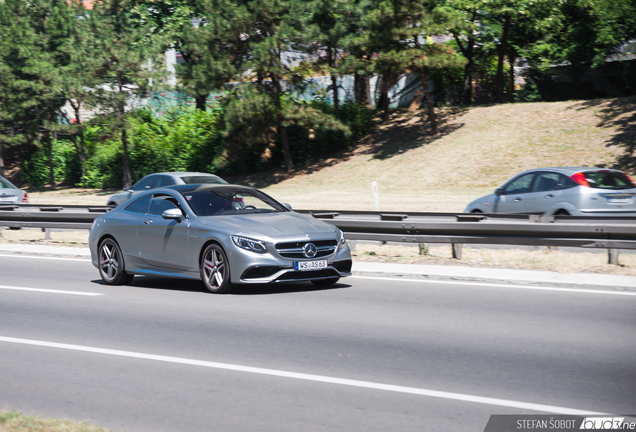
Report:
245,96,636,212
27,96,636,212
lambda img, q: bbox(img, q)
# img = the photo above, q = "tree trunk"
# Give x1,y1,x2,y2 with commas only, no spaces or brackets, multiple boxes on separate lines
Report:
495,15,511,103
45,130,56,191
453,13,476,105
509,49,516,103
378,74,396,122
0,141,4,178
354,72,373,107
279,124,293,174
419,70,438,134
71,102,86,179
331,73,340,119
272,74,293,173
121,126,131,189
195,94,207,111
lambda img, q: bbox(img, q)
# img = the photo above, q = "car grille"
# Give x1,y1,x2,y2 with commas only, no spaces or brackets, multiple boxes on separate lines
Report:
275,239,338,259
276,268,340,281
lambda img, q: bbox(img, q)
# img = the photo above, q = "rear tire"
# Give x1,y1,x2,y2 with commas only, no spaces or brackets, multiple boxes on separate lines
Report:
554,210,570,216
311,277,340,287
98,238,134,285
200,244,233,294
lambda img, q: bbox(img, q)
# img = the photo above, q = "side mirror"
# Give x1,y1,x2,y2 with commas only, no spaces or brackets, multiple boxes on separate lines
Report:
494,188,503,196
162,208,183,221
124,186,134,192
282,203,292,211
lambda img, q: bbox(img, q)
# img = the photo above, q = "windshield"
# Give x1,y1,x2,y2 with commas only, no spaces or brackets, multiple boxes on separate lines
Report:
180,175,228,185
180,188,285,216
583,172,635,190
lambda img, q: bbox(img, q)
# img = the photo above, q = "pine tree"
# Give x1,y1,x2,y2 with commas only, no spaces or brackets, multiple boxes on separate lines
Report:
87,0,159,188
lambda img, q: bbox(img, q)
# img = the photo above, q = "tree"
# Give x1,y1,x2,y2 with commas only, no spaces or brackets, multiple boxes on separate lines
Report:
87,0,159,189
0,0,78,189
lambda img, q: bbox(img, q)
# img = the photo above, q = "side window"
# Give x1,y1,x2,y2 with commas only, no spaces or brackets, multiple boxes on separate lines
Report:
155,175,175,188
503,173,535,195
124,195,152,214
532,173,560,192
148,194,181,216
559,174,578,189
134,175,157,191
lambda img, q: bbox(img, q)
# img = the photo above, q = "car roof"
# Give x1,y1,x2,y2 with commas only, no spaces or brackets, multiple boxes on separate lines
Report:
167,184,254,194
519,167,624,175
148,172,223,178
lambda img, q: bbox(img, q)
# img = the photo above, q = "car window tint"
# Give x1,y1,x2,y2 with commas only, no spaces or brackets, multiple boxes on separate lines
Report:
134,176,156,190
503,173,534,195
180,175,228,184
532,173,560,192
0,177,15,189
148,194,181,216
154,175,175,187
124,195,151,214
559,175,578,189
583,172,635,190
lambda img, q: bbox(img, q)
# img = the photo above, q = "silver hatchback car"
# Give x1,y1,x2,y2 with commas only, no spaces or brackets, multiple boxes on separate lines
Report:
107,172,227,206
464,167,636,216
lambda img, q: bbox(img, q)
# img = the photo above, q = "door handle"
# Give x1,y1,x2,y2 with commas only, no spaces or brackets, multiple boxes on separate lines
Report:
144,219,153,225
513,197,522,202
544,194,554,199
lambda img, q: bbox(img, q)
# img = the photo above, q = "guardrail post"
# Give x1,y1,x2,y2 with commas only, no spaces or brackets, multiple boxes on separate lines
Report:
452,243,462,260
0,227,3,238
608,249,619,265
348,240,356,252
43,228,51,240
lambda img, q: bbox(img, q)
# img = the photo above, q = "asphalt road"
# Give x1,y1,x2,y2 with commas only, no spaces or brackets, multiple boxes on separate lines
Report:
1,254,635,432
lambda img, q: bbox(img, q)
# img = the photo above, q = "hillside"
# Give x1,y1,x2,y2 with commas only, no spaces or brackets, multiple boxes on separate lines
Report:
26,96,636,212
240,96,636,212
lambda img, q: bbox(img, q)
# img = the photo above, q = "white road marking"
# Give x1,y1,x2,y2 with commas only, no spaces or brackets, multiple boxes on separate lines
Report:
0,336,604,415
0,254,91,262
0,285,102,296
351,275,636,296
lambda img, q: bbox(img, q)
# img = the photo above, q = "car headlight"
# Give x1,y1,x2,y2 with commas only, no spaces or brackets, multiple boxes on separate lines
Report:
338,230,347,249
231,236,267,253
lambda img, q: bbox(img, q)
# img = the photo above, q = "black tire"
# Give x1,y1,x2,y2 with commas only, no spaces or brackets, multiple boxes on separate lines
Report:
98,238,134,285
554,210,570,216
470,209,484,214
311,277,340,287
200,243,233,294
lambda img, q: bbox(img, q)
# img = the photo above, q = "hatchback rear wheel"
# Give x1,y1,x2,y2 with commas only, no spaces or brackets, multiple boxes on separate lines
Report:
201,244,233,294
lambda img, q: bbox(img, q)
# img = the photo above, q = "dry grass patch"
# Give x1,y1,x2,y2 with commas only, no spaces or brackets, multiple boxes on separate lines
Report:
0,410,116,432
352,242,636,276
0,229,89,247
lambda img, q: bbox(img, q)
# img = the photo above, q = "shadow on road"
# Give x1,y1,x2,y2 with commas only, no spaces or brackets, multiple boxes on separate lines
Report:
91,276,351,295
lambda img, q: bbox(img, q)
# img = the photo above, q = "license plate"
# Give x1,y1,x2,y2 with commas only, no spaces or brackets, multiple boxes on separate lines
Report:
0,196,16,202
295,260,327,271
607,198,630,204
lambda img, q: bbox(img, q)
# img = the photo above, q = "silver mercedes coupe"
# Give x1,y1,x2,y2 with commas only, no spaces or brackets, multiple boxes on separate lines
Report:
89,184,352,293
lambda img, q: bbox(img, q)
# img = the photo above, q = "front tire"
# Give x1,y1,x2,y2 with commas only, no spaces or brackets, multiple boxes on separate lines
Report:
98,238,134,285
200,244,233,294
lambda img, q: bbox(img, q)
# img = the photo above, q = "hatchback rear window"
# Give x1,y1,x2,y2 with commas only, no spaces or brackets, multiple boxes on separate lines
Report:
583,172,635,190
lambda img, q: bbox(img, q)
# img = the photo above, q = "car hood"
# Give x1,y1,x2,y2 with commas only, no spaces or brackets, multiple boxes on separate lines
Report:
197,211,338,239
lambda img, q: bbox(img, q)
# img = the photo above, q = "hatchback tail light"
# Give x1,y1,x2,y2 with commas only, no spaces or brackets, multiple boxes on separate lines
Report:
21,192,28,203
569,172,590,187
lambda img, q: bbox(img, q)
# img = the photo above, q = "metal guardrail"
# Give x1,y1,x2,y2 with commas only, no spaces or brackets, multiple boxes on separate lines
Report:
1,205,635,263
